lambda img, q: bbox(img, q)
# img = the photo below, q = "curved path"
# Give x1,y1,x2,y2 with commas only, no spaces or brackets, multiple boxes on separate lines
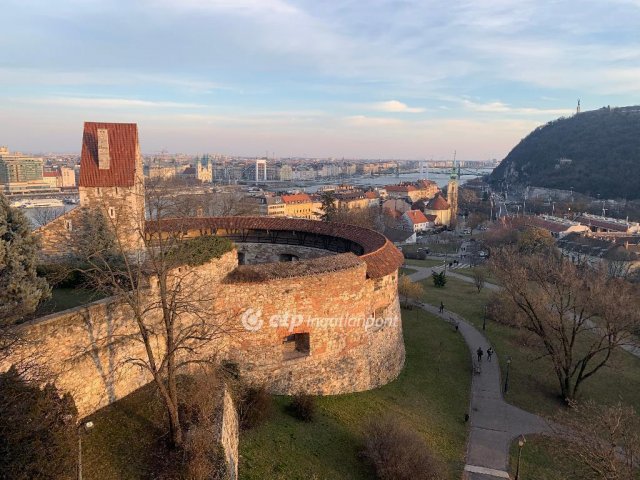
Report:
411,294,550,479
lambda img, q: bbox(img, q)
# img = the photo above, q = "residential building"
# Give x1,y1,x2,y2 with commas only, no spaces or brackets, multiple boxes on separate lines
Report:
403,210,430,232
385,180,440,202
525,215,590,239
279,164,293,181
282,193,316,219
576,213,640,234
256,195,286,217
0,146,44,183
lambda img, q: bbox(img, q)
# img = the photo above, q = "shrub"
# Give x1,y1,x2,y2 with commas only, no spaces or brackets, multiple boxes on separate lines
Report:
235,384,272,430
288,394,316,422
37,262,85,288
0,367,78,480
362,416,444,480
432,271,447,288
169,236,234,267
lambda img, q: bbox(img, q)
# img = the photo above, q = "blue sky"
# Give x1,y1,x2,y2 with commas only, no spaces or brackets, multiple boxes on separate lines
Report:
1,0,639,159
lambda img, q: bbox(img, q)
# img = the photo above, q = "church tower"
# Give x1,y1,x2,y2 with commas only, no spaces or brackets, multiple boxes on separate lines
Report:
447,157,459,227
78,122,146,253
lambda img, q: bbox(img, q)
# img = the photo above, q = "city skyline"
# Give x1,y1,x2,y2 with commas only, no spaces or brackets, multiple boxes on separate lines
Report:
2,0,640,158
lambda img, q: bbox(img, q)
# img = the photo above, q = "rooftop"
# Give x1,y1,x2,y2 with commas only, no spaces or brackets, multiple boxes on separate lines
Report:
425,194,450,211
79,122,139,188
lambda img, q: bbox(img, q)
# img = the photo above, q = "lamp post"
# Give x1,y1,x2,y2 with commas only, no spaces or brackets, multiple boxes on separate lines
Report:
504,356,512,394
78,421,94,480
515,435,526,479
482,305,487,331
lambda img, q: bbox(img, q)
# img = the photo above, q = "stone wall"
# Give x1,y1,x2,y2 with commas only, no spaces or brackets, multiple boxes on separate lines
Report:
216,386,239,480
3,247,404,417
236,242,337,264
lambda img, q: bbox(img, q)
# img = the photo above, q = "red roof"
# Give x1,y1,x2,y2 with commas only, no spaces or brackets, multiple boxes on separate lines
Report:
405,210,429,224
385,185,416,192
364,191,379,199
426,194,450,211
417,179,437,188
79,122,139,188
43,171,60,178
281,193,312,204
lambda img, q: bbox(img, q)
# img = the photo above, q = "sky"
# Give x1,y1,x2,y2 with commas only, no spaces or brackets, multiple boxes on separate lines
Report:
1,0,639,159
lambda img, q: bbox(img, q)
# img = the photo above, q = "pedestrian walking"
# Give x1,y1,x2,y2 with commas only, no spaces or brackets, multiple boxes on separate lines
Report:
439,301,444,313
487,347,493,362
477,347,484,363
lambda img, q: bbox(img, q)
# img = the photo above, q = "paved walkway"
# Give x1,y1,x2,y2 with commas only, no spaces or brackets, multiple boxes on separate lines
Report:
412,298,550,479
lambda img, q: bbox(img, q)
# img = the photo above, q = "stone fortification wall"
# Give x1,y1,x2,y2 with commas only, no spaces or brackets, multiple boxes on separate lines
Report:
236,242,337,264
2,247,404,418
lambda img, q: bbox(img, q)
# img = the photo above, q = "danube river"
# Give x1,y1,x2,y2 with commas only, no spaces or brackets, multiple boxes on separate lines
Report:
297,168,492,193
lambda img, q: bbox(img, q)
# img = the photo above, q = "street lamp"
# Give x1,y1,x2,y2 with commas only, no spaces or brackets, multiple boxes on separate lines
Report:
515,435,526,479
78,421,95,480
482,305,487,331
504,356,512,394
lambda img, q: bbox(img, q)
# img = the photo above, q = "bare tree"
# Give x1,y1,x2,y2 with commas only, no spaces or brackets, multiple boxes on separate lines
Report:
466,212,487,233
552,401,640,480
491,247,640,401
72,181,239,448
471,268,486,293
398,274,424,308
30,207,65,227
332,206,386,233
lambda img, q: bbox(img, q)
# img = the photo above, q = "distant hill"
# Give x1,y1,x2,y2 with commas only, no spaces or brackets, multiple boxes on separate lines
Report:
489,106,640,200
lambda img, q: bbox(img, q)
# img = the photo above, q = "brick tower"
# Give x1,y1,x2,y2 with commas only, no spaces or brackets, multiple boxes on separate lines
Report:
78,122,146,253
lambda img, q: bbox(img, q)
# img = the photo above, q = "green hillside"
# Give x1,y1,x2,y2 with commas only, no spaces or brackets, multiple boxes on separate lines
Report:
490,106,640,200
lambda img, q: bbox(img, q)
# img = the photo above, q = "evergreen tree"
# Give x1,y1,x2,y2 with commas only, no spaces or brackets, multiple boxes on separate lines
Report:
319,191,338,222
0,194,50,324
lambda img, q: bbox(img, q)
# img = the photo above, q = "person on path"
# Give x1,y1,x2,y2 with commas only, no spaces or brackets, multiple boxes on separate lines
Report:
477,347,484,363
487,347,493,362
439,301,444,313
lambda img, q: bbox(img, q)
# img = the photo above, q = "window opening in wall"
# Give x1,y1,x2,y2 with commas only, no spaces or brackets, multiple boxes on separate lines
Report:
278,253,299,262
64,220,73,232
282,333,310,360
237,251,245,265
108,207,116,218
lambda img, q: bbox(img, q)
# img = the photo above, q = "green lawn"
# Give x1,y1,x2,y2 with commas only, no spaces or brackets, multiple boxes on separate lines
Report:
453,265,499,285
424,242,462,254
419,275,640,417
508,435,581,480
79,309,471,480
399,266,418,275
239,309,471,480
35,287,106,316
82,384,164,480
401,242,461,256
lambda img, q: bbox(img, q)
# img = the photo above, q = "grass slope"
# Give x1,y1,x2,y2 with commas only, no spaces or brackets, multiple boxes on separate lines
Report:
239,309,471,480
420,274,640,479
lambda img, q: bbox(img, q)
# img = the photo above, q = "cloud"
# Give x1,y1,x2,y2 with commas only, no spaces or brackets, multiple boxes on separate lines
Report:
461,100,572,116
370,100,425,113
12,96,205,109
